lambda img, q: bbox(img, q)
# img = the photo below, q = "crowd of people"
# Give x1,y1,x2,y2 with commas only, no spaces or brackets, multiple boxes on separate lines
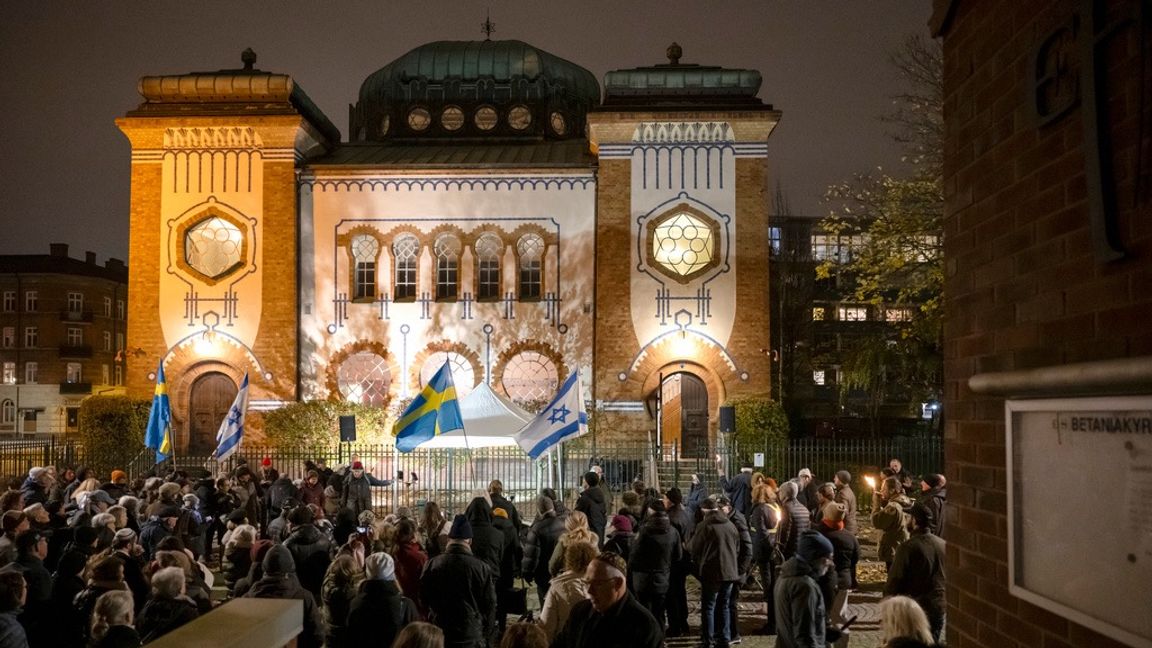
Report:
0,455,947,648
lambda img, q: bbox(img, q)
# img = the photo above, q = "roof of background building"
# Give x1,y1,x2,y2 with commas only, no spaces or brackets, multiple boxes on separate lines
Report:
0,252,127,283
310,139,595,168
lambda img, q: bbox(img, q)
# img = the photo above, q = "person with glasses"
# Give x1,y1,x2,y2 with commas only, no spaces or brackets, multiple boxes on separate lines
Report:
550,551,662,648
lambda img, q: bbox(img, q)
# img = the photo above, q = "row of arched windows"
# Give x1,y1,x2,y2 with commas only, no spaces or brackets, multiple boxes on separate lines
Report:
350,232,545,302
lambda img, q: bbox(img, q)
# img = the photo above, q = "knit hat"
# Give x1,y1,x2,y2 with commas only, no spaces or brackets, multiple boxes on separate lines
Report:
923,474,946,489
262,544,296,576
365,551,396,581
288,506,314,526
665,487,683,505
797,468,814,479
351,461,364,470
537,496,555,515
835,470,851,485
448,514,473,540
610,515,633,534
777,481,798,501
227,509,248,525
822,502,846,524
110,470,128,484
648,500,667,514
261,457,272,467
796,530,834,563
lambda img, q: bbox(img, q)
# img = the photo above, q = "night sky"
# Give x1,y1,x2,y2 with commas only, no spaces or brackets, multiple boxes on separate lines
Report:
0,1,931,262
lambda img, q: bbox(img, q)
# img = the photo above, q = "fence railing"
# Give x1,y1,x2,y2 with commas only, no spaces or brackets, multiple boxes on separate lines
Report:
0,435,941,519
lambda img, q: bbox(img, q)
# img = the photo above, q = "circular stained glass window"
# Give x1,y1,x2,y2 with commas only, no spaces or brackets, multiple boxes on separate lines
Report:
474,106,498,131
549,112,567,136
338,351,391,406
408,107,431,132
508,105,532,130
651,211,717,279
441,106,464,131
184,216,244,279
420,351,476,397
501,351,559,402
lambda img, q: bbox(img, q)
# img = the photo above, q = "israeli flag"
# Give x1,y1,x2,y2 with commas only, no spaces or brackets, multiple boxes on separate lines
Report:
515,369,588,459
213,373,250,461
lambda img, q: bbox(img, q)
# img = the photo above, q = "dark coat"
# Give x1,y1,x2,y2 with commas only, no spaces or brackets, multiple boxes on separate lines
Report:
464,498,506,578
719,470,754,517
50,572,86,646
0,610,26,648
91,625,141,648
298,481,325,510
834,485,859,536
916,487,947,539
244,573,324,648
685,482,708,517
136,596,200,643
283,524,332,598
223,544,254,593
267,477,298,512
522,511,564,585
689,510,740,583
604,533,632,558
884,530,946,617
667,503,694,550
575,487,607,546
139,517,171,561
773,557,832,648
340,473,389,518
20,479,47,508
728,509,754,577
778,498,811,559
490,492,522,530
393,540,428,613
749,502,780,565
819,524,860,590
346,579,418,648
627,512,682,593
420,543,497,648
266,511,291,544
110,550,150,612
551,592,663,648
73,581,128,641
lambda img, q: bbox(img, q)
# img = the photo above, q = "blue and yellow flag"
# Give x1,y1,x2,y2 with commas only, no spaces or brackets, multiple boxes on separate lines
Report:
393,361,465,452
144,361,173,463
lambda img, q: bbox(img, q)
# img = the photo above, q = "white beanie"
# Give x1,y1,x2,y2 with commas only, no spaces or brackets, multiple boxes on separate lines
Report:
364,552,396,582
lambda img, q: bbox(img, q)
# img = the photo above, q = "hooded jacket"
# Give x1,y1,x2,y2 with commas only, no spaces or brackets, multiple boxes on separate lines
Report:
346,579,418,648
720,470,754,518
916,487,947,539
491,512,522,590
689,509,740,583
538,569,589,641
464,498,506,578
393,540,428,614
321,566,363,648
136,595,199,643
777,484,812,560
420,543,497,647
628,512,682,593
521,511,564,585
283,523,332,598
871,493,912,564
575,486,607,546
773,557,831,648
243,545,324,648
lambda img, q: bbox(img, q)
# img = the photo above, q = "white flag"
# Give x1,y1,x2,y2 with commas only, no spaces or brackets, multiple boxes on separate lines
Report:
213,373,250,461
515,369,588,459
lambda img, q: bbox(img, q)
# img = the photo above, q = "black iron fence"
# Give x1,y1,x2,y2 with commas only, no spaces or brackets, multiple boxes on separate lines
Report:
0,435,941,519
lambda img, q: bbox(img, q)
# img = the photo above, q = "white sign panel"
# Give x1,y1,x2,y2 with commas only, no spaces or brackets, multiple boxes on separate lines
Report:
1007,396,1152,648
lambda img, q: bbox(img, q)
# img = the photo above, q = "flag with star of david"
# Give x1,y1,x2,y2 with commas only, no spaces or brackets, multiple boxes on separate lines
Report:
212,373,250,461
515,369,588,459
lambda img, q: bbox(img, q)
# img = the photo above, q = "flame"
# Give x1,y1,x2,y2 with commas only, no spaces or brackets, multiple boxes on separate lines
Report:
864,475,876,489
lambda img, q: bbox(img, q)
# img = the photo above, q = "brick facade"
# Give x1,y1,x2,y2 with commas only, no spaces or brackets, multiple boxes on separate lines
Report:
937,0,1152,646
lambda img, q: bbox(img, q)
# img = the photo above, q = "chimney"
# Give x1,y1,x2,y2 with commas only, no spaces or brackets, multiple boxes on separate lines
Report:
49,243,69,258
86,251,97,265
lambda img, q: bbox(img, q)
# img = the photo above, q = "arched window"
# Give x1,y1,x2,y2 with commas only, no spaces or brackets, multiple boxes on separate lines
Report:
337,351,391,406
0,399,13,428
351,234,380,300
501,351,559,402
393,234,420,301
475,233,503,301
420,351,476,397
434,234,462,301
517,233,544,300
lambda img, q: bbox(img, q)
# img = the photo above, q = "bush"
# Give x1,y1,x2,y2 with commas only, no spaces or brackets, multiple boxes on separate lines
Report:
78,396,151,475
263,400,393,450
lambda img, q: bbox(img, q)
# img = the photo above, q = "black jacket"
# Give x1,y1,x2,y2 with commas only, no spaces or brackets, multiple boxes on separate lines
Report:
464,498,506,578
283,524,332,598
551,592,663,648
522,512,564,584
749,502,780,564
492,514,522,589
689,510,740,583
728,509,754,577
346,579,418,648
575,487,607,546
50,571,87,646
421,543,497,648
244,573,325,648
916,487,947,539
92,625,142,648
719,471,754,518
139,517,171,561
884,530,946,614
490,492,522,530
110,550,150,612
137,596,200,643
773,557,839,648
267,477,298,512
73,581,128,641
778,498,811,559
628,512,682,593
819,524,860,590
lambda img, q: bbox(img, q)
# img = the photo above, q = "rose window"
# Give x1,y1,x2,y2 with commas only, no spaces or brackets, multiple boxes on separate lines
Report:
651,211,717,280
420,351,476,397
501,351,559,402
338,351,391,406
185,216,244,279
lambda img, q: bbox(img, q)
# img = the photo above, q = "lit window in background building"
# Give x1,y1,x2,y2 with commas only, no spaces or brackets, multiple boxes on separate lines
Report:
66,363,82,383
812,307,826,321
885,307,915,322
838,306,868,321
475,233,503,300
812,370,826,386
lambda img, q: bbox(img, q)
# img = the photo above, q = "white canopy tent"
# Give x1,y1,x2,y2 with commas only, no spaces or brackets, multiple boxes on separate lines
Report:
413,381,534,449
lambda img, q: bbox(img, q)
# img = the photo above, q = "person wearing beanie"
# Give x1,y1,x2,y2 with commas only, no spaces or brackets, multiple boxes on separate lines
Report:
575,471,607,548
774,530,846,648
522,495,564,605
716,495,753,645
339,460,392,521
833,470,859,536
421,513,497,647
717,456,755,519
346,552,418,647
20,466,53,508
776,480,811,561
551,552,663,648
916,474,948,539
818,502,859,646
689,497,740,648
244,544,324,648
283,502,331,600
487,503,522,636
628,498,682,632
884,503,946,643
604,514,633,557
661,486,694,637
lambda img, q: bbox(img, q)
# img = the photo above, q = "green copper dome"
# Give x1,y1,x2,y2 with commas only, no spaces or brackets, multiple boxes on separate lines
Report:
350,40,600,142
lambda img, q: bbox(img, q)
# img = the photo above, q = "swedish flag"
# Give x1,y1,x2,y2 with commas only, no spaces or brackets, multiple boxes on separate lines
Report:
144,362,173,463
393,361,464,452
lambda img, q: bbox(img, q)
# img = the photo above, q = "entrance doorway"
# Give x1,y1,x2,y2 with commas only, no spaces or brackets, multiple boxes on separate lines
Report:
189,372,237,454
660,372,709,457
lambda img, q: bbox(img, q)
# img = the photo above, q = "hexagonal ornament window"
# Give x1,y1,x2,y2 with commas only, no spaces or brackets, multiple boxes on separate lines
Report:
184,216,244,280
648,209,720,282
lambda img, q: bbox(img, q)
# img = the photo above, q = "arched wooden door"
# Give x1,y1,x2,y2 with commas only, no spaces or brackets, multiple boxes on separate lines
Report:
661,372,710,457
189,372,237,454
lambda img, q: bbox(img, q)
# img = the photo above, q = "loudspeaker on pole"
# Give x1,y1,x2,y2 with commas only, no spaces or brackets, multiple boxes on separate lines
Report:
719,405,736,434
339,415,357,442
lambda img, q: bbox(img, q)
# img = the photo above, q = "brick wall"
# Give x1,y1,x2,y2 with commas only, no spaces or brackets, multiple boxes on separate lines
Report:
940,0,1151,646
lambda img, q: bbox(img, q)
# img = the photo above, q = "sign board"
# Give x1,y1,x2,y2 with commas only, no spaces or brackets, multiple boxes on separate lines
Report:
753,452,765,468
1006,396,1152,648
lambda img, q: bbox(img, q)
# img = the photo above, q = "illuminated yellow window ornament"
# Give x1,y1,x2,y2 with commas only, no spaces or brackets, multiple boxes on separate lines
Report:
651,211,716,280
184,216,244,280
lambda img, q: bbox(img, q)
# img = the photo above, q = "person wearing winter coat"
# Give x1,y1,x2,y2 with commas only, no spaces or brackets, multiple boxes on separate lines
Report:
538,541,597,641
243,544,325,648
550,552,663,648
662,487,694,638
298,471,326,512
547,511,598,577
871,477,912,570
884,504,946,643
419,501,449,559
282,505,332,600
463,497,506,579
773,531,847,648
50,549,88,646
19,468,52,509
717,460,755,518
420,515,498,648
717,495,753,645
0,569,27,648
603,514,633,557
540,488,567,518
575,472,608,547
108,528,149,613
222,524,257,595
818,502,860,646
346,552,418,647
685,474,708,519
321,552,364,648
487,480,522,530
339,461,392,520
748,484,781,635
832,471,859,537
136,566,199,643
777,481,811,560
230,467,262,534
520,496,564,605
392,520,428,616
689,499,740,648
88,589,141,648
139,507,179,561
627,500,682,631
266,500,295,544
73,556,129,642
915,475,948,540
490,507,522,621
266,474,298,514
